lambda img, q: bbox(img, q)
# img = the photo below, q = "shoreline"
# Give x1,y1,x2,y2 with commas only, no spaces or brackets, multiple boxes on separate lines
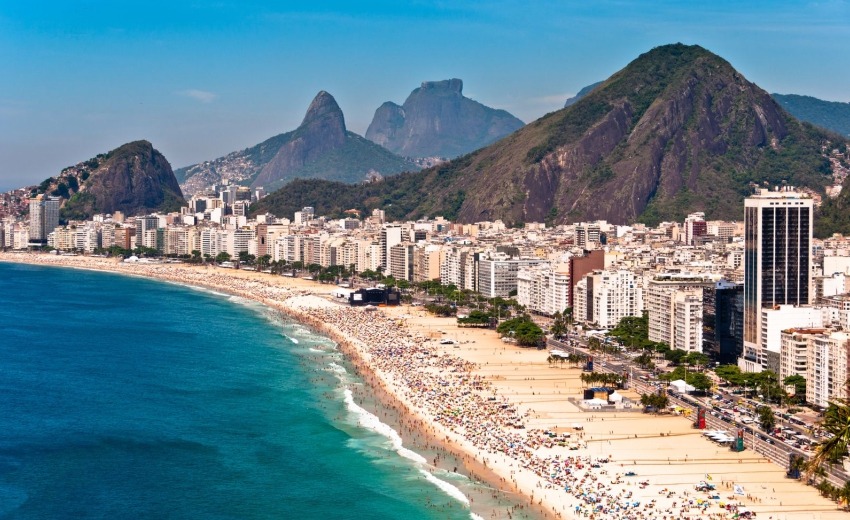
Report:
4,253,849,520
1,254,547,520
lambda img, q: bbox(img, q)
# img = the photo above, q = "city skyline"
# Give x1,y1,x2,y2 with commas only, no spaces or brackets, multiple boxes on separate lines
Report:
2,1,850,191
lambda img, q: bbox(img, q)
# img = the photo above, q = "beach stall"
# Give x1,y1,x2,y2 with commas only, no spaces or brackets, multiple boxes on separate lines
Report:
583,397,608,409
668,379,696,394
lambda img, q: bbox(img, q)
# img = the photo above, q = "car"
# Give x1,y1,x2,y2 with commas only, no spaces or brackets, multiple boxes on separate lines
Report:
439,339,455,345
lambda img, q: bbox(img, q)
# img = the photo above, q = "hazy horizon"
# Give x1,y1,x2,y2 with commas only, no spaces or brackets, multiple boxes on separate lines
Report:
2,1,849,191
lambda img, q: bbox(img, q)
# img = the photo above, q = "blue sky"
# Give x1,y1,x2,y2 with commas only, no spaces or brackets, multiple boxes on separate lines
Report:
1,0,848,191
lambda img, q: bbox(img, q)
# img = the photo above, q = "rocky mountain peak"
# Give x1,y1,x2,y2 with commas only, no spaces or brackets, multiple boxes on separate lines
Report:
300,91,346,139
47,140,185,221
419,78,463,94
365,78,523,159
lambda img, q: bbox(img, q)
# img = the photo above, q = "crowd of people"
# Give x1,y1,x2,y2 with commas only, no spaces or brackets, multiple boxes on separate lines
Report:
283,299,763,520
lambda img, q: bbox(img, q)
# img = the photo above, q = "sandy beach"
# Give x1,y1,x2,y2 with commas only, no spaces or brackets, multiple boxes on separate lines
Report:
3,252,847,520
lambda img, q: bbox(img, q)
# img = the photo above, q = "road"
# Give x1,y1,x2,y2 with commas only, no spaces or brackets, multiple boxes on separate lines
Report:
547,337,849,488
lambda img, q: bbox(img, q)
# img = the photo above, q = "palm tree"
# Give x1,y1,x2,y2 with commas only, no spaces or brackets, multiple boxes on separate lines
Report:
807,393,850,478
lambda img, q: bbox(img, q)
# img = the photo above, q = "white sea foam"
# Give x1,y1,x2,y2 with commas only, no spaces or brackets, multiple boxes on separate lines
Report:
327,362,348,375
469,513,485,520
308,347,325,353
343,389,428,464
419,469,470,506
341,391,474,509
284,335,300,344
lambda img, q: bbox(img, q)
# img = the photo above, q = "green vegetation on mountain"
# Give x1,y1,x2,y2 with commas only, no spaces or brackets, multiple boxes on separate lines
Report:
36,140,185,222
815,169,850,237
773,94,850,137
253,44,848,226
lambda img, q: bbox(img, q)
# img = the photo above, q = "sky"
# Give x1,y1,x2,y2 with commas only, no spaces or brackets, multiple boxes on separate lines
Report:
1,0,849,191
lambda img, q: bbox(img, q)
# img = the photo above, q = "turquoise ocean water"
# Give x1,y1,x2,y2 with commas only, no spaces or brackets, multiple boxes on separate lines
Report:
0,262,531,520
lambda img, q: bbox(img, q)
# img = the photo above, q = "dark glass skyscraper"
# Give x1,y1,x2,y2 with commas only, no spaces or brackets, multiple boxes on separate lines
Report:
741,188,812,371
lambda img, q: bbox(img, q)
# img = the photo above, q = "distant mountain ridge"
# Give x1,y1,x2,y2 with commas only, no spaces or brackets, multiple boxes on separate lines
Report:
564,81,602,107
38,140,185,221
252,44,847,227
772,93,850,137
365,79,524,159
176,91,417,196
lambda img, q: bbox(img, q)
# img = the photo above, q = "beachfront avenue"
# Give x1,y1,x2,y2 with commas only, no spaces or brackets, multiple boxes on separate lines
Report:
547,336,850,490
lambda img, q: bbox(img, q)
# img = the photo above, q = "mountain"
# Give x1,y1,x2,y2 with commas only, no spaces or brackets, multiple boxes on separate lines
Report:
364,79,524,159
176,91,417,196
567,85,850,138
37,140,185,221
772,94,850,137
564,81,602,107
252,44,847,226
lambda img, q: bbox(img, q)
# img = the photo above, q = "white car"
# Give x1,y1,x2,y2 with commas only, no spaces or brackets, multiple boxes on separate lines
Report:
439,339,455,345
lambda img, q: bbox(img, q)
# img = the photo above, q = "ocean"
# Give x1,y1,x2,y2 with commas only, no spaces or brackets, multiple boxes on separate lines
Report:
0,262,534,519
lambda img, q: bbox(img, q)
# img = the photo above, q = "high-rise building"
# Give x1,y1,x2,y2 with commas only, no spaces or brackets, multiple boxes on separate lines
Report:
379,224,403,270
741,188,813,371
28,195,60,244
703,280,744,364
646,273,711,352
683,212,707,245
568,250,605,309
135,215,161,251
573,269,642,329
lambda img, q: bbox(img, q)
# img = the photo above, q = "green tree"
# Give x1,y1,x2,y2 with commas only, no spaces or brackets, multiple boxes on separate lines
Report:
687,372,713,393
238,251,255,265
808,390,850,478
758,405,776,431
715,365,742,386
635,352,655,370
496,316,544,347
257,254,271,270
550,310,566,339
684,352,709,370
215,252,232,263
784,375,807,403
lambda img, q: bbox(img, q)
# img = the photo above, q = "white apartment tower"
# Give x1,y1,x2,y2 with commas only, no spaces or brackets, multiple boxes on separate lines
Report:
379,224,404,270
647,274,709,352
573,269,642,329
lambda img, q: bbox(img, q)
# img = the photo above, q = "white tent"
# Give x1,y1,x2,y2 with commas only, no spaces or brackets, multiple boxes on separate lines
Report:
669,379,695,393
583,398,608,406
608,391,623,403
550,349,569,358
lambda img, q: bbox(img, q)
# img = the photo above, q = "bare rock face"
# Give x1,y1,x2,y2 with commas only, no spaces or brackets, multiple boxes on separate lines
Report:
365,79,524,159
177,91,416,195
59,140,185,219
252,91,347,189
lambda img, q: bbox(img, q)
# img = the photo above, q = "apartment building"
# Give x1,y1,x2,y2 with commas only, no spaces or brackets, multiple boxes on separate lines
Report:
573,269,642,329
516,264,570,316
646,274,710,352
807,331,850,408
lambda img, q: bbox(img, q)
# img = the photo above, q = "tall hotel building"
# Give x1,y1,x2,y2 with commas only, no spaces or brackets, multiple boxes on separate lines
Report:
28,195,60,245
740,188,812,372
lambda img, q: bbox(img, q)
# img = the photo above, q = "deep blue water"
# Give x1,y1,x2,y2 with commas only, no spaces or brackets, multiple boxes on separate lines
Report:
0,262,485,520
